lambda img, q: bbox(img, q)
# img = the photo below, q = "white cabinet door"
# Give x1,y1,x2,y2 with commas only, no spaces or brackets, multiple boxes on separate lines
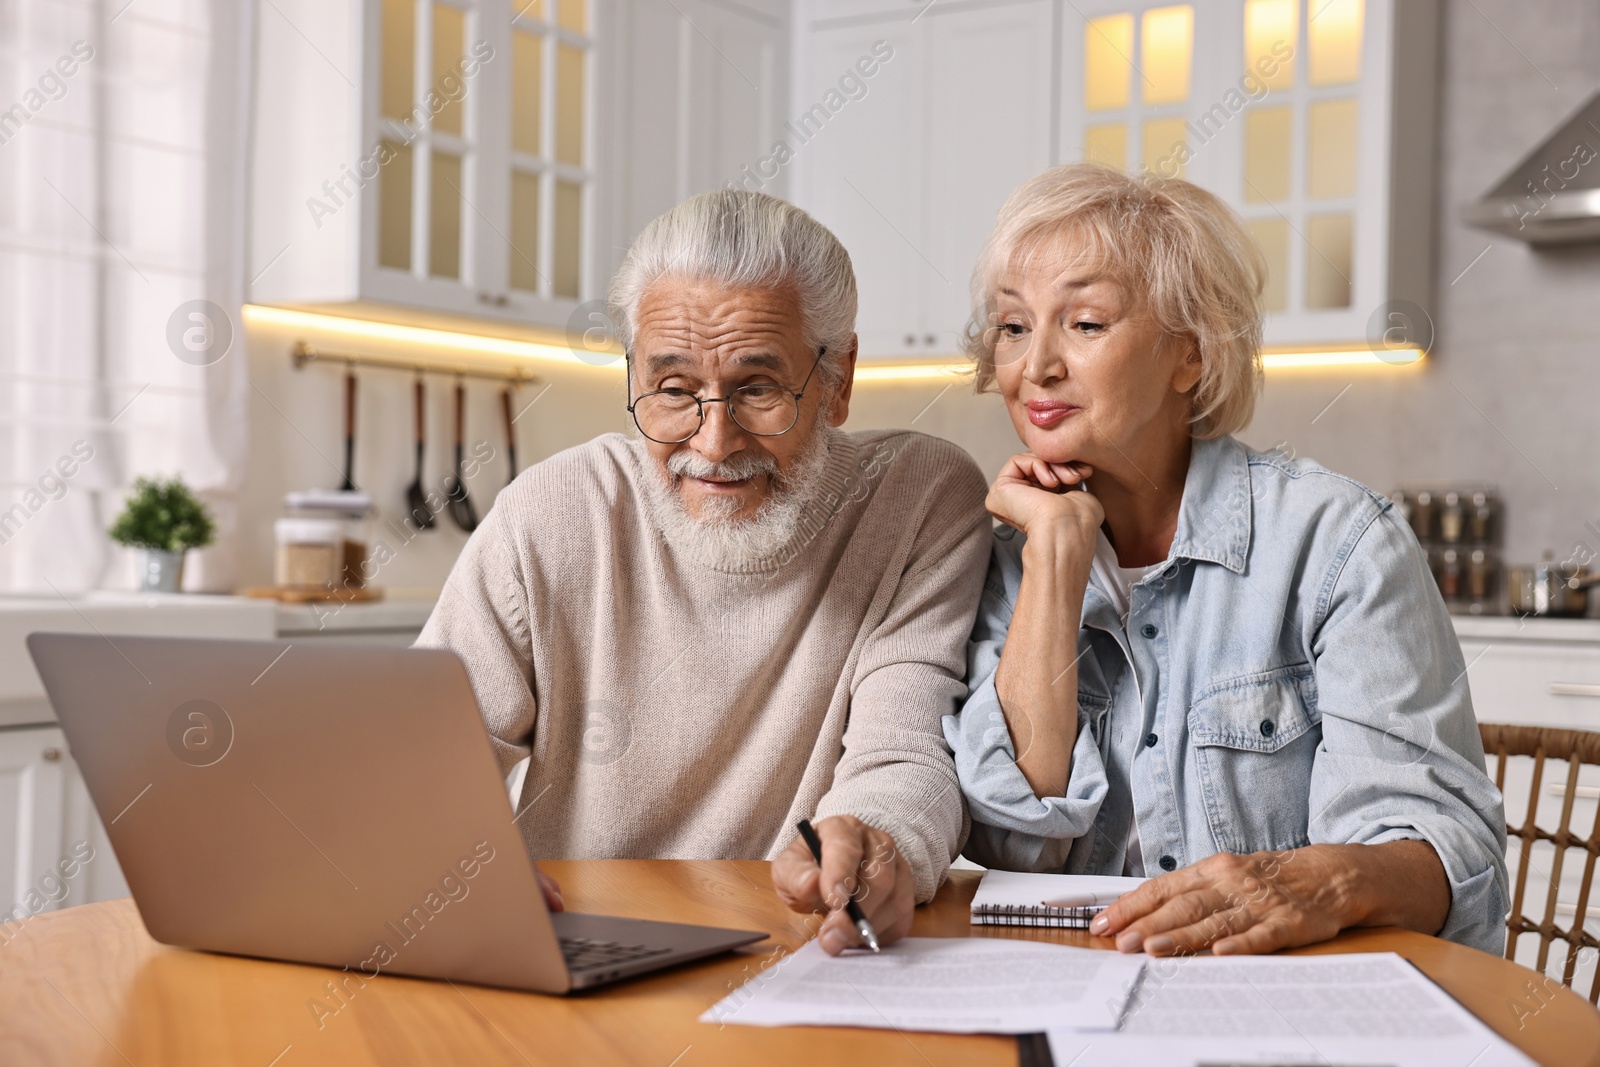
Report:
922,1,1054,352
684,0,786,199
794,2,1051,359
607,0,787,282
0,726,126,923
792,20,924,358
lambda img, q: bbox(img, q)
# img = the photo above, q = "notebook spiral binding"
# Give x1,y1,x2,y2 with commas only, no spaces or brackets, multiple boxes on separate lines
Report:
970,904,1102,929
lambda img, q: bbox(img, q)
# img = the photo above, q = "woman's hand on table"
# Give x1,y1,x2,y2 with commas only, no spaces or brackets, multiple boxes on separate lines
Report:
1089,841,1451,956
771,815,915,956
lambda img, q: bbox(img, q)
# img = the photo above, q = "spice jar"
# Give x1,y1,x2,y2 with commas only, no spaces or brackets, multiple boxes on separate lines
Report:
1468,490,1500,545
275,519,343,590
1410,490,1437,544
1466,547,1499,613
1439,491,1464,544
1437,546,1463,602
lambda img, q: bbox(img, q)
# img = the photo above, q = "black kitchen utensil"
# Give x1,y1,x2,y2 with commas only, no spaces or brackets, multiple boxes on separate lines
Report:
445,381,479,533
341,369,358,491
500,386,518,486
406,377,435,529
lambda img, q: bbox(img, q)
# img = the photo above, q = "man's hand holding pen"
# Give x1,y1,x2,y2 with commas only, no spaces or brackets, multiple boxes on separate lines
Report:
772,815,916,956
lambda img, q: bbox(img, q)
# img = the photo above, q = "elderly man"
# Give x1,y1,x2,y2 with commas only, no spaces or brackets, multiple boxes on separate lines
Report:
417,189,990,953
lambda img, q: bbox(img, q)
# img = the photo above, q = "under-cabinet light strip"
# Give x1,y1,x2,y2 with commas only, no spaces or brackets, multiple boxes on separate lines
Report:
243,306,1425,380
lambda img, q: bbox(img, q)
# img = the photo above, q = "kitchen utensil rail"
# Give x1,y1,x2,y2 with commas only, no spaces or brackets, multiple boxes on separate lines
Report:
290,341,542,385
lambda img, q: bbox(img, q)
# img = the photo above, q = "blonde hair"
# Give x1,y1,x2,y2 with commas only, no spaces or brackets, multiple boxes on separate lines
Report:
962,164,1266,439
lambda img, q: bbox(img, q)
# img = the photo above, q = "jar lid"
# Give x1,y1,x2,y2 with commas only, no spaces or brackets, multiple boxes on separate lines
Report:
275,518,344,543
284,489,374,517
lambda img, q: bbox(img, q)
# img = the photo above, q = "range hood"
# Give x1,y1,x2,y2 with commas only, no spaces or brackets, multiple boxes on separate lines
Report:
1461,90,1600,245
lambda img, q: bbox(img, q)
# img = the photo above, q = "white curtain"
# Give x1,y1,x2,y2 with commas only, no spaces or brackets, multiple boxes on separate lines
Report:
0,0,253,593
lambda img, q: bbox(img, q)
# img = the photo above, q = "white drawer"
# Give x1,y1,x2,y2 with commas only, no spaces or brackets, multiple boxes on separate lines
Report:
1459,638,1600,731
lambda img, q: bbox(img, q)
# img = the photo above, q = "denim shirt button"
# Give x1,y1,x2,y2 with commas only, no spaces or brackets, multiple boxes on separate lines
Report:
1140,623,1159,639
1145,732,1158,748
1260,719,1276,738
1159,854,1177,872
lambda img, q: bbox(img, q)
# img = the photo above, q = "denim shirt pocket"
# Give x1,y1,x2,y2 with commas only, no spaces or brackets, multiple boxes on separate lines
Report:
1188,664,1320,854
1080,693,1112,745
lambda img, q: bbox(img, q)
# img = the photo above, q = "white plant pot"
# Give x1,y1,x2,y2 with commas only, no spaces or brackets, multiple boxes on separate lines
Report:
137,548,186,593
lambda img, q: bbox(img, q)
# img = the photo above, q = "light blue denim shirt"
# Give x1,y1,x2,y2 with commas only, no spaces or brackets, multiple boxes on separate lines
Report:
943,435,1509,955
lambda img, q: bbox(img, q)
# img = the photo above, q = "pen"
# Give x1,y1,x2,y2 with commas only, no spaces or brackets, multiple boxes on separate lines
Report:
1040,891,1124,908
795,819,880,953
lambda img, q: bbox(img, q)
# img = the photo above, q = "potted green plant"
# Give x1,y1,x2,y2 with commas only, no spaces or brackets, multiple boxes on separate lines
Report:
108,477,217,593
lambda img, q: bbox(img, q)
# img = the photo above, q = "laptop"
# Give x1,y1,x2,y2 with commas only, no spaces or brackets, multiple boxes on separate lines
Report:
27,632,767,992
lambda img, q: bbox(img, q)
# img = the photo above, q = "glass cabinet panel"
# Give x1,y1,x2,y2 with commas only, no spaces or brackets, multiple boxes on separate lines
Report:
1085,123,1128,170
1243,106,1291,202
555,43,586,167
381,0,415,121
1085,14,1135,112
513,29,543,156
1143,116,1188,178
1307,97,1358,199
554,180,582,299
1248,218,1290,312
1244,0,1295,90
429,151,463,279
432,4,466,136
1304,212,1352,308
510,172,541,292
1140,6,1192,106
558,0,586,34
378,141,413,270
1308,0,1363,86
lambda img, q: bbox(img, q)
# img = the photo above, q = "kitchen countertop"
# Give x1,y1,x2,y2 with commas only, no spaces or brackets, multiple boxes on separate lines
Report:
1449,613,1600,643
0,589,438,728
273,591,437,634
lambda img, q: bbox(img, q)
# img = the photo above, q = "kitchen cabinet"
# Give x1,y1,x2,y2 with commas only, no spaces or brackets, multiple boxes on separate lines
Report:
252,0,616,333
253,0,789,336
793,0,1437,357
612,0,789,244
0,726,128,923
791,0,1055,357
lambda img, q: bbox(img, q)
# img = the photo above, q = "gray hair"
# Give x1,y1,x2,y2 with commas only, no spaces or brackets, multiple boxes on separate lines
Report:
607,189,857,391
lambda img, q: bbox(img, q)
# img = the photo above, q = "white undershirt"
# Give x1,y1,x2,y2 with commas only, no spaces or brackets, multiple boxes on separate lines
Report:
1085,531,1160,877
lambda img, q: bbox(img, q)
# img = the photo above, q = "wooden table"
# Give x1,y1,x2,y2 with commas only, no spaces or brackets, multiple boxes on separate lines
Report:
3,860,1597,1066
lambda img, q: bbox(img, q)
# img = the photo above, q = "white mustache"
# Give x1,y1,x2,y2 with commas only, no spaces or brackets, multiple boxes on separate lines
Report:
667,450,779,483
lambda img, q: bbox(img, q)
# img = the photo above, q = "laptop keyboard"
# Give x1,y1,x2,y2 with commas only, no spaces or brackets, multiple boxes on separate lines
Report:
559,935,673,973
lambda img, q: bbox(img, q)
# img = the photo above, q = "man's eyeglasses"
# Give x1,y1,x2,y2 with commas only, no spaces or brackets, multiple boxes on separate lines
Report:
626,348,826,445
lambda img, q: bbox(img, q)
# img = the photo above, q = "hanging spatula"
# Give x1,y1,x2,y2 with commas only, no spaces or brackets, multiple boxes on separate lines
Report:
340,369,358,491
445,380,479,533
405,377,434,529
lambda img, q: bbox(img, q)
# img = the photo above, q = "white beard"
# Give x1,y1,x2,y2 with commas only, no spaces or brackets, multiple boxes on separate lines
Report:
637,425,835,570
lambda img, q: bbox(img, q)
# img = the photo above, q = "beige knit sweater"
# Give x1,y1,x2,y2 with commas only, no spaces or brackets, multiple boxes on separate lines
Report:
416,429,990,901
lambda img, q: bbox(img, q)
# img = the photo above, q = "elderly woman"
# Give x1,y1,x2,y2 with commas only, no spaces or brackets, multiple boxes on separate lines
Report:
945,164,1508,958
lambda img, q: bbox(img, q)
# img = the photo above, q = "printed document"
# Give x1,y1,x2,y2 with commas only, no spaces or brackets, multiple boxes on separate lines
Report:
702,936,1145,1034
1047,952,1537,1066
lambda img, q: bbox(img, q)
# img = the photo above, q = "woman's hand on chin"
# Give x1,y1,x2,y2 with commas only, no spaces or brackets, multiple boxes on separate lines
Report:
986,451,1104,545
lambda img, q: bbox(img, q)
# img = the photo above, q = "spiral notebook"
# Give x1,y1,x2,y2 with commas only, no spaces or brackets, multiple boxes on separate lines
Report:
969,871,1147,928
